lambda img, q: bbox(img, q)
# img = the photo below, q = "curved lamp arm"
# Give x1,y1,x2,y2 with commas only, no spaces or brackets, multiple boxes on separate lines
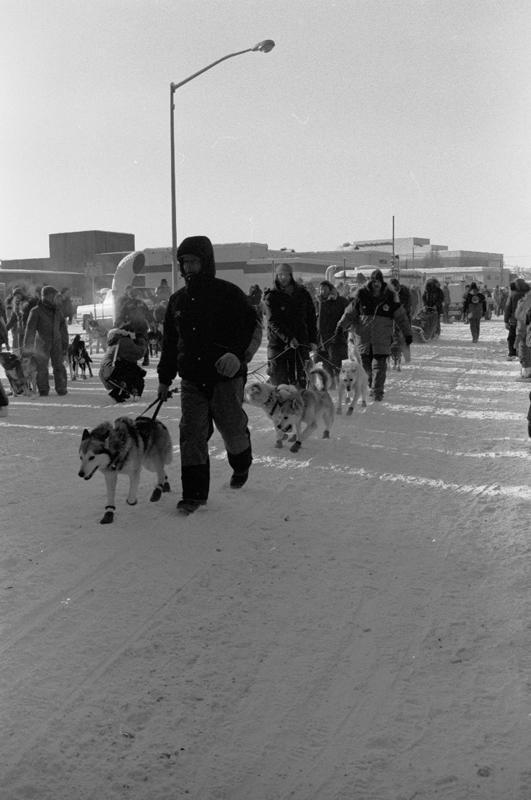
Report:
171,39,275,94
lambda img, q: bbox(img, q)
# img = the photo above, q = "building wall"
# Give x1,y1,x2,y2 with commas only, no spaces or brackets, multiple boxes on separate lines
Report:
49,230,135,270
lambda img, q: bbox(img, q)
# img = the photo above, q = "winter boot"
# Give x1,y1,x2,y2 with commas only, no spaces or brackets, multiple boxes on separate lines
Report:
228,446,252,490
179,463,210,513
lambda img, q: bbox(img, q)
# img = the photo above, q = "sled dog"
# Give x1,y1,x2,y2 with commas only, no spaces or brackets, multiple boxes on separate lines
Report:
246,366,334,453
0,351,38,396
78,416,172,524
337,353,369,415
68,335,93,380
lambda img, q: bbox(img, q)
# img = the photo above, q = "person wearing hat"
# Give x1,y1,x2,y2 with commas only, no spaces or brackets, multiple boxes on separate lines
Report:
263,263,318,388
462,282,487,343
157,236,262,515
6,288,26,351
336,268,412,402
23,285,68,396
316,280,348,385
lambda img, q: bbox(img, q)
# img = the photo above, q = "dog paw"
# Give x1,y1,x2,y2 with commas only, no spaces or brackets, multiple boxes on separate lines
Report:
346,407,354,416
150,487,162,502
163,481,171,493
361,400,367,408
290,441,301,453
322,430,330,439
275,440,283,449
100,510,114,524
126,499,138,506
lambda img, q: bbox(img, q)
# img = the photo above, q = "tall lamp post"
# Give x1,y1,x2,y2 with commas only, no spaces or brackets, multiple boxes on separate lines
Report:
170,39,275,292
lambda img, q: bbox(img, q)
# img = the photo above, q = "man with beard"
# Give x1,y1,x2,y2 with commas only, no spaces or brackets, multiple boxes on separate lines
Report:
157,236,261,515
264,263,318,388
336,269,412,402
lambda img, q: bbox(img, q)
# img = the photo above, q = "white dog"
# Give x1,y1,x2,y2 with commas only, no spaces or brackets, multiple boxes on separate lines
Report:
337,354,369,415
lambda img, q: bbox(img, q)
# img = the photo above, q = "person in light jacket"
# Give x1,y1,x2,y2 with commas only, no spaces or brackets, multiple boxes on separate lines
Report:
336,269,412,402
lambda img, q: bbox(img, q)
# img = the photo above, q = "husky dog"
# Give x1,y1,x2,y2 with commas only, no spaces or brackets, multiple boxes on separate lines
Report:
0,351,38,396
390,339,402,371
79,416,173,524
337,353,369,415
247,367,334,453
68,335,93,380
246,380,296,448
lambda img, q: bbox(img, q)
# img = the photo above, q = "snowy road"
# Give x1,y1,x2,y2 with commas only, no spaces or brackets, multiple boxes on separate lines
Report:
1,319,531,799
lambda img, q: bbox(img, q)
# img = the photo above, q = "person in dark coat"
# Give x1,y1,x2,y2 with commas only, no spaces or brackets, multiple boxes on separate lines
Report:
336,269,412,401
23,285,68,396
5,289,26,351
264,263,318,388
157,235,262,515
22,286,42,330
99,326,147,402
504,279,530,359
422,278,445,338
248,284,264,321
57,288,75,324
316,280,348,385
462,282,487,342
115,286,152,366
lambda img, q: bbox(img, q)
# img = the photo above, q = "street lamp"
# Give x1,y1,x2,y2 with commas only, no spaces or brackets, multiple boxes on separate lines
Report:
170,39,275,291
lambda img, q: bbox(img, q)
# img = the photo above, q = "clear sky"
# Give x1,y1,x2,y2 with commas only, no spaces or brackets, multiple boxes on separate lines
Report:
2,0,530,267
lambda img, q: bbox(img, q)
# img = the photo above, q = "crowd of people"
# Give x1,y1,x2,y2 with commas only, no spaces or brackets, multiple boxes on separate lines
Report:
2,247,531,512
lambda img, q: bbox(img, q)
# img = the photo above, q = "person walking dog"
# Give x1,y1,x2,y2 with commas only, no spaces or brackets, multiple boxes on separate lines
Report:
157,236,262,515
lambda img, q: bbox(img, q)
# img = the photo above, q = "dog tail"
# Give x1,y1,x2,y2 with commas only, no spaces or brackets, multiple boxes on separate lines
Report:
309,365,331,392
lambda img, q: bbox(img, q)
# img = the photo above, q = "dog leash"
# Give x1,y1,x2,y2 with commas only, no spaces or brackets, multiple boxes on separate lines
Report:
137,388,176,421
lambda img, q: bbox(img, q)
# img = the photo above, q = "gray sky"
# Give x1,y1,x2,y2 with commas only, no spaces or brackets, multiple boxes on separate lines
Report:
2,0,530,267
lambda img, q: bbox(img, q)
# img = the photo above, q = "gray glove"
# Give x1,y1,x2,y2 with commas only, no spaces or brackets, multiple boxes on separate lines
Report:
215,352,240,378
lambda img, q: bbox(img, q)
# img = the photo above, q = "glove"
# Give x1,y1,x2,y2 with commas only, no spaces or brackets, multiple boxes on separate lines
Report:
289,338,299,349
404,335,413,346
157,383,170,401
309,343,318,353
215,352,241,378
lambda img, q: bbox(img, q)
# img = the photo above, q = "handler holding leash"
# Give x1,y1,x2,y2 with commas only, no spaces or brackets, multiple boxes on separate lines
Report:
157,235,262,516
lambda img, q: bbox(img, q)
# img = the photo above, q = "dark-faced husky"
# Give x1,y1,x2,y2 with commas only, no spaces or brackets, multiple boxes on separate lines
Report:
79,416,173,524
68,335,93,380
0,351,38,396
247,366,334,453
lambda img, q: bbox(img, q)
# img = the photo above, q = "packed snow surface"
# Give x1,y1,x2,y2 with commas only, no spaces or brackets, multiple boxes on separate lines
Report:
1,319,531,800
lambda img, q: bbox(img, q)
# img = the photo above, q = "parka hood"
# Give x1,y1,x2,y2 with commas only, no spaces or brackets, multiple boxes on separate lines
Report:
177,236,216,279
514,278,530,293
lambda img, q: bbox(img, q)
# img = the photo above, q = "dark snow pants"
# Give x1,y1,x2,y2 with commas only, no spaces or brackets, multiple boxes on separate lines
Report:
361,350,387,400
179,377,252,503
318,339,347,385
268,347,310,389
469,317,481,342
35,345,67,395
